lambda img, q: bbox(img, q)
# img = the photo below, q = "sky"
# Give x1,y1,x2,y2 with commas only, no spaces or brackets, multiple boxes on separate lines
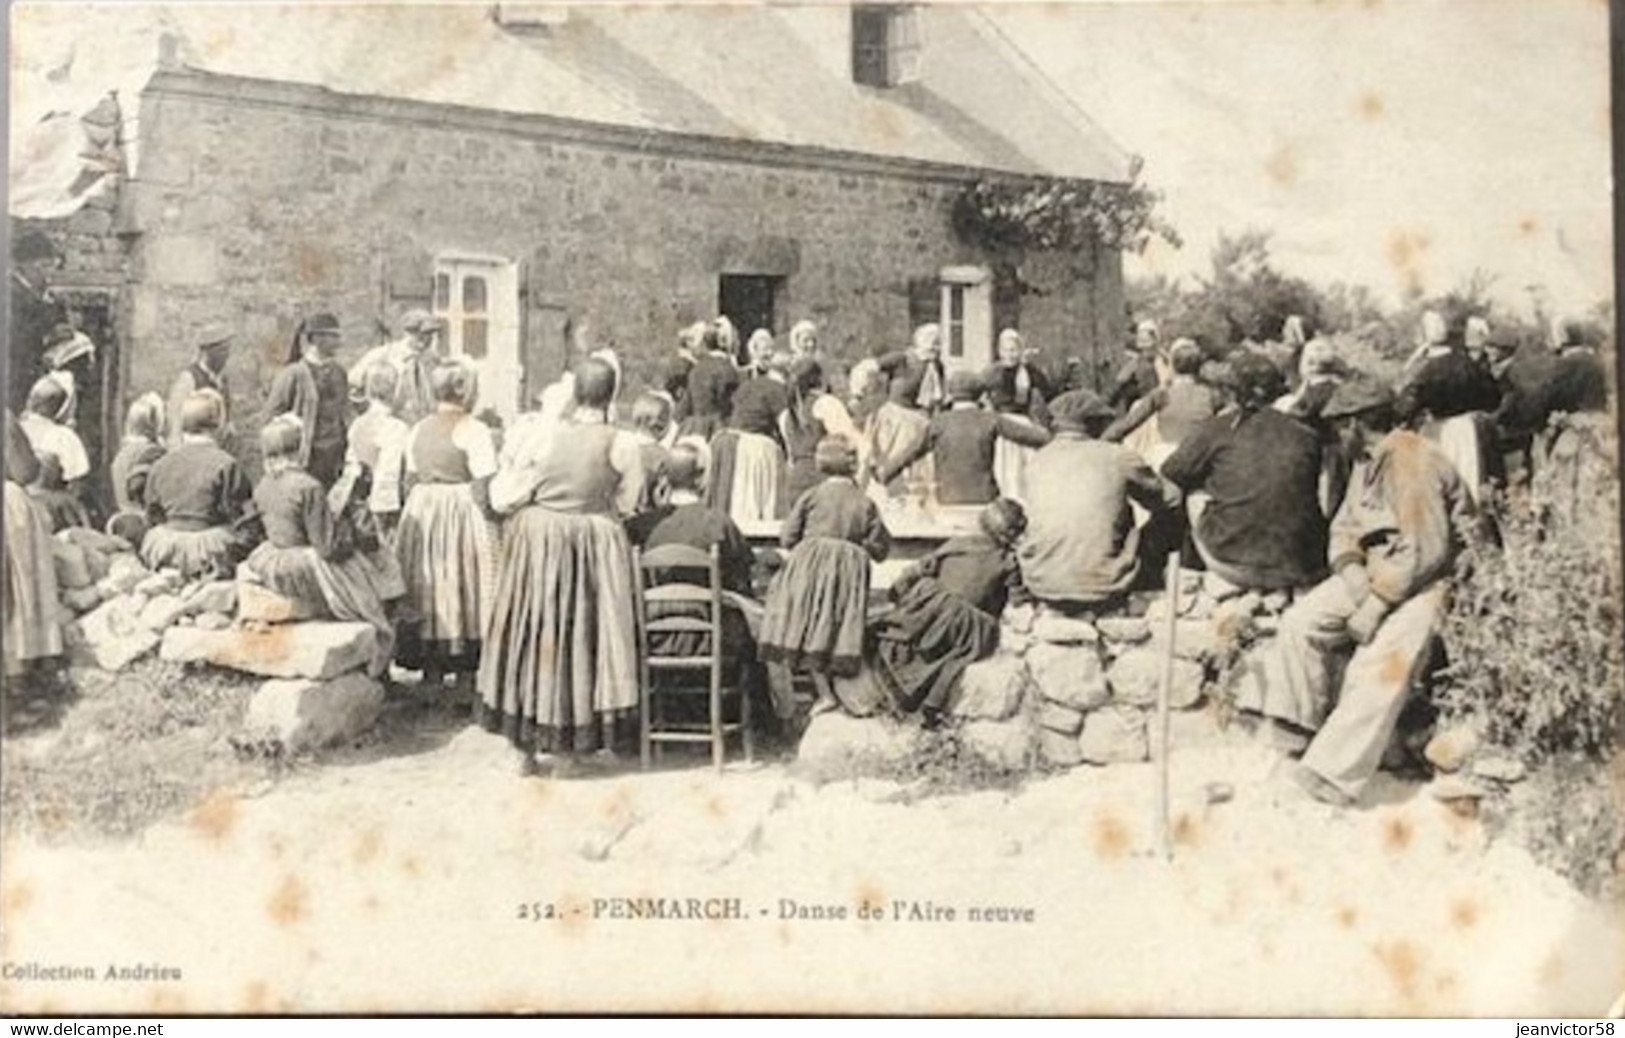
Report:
10,0,1615,318
990,0,1614,318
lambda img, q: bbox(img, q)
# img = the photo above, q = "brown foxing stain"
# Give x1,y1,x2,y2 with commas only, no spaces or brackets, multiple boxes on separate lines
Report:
353,827,383,865
853,880,885,918
555,892,591,937
266,832,288,860
703,793,727,821
294,242,335,288
1172,811,1200,847
146,989,186,1014
1518,216,1540,237
1373,939,1423,1004
400,854,423,879
601,786,635,823
362,894,380,913
776,923,792,947
1264,145,1298,189
201,26,237,58
267,875,307,926
1385,230,1431,295
241,980,274,1014
189,791,239,842
1538,950,1565,987
1378,648,1412,688
1092,812,1131,860
1381,815,1413,854
3,879,34,916
1335,904,1359,930
1357,92,1385,122
1448,896,1480,930
860,105,904,146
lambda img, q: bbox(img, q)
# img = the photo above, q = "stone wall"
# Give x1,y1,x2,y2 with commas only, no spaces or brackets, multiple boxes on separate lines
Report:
119,69,1123,456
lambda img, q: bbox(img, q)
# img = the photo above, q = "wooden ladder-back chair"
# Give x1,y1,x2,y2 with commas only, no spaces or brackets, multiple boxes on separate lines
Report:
634,543,753,771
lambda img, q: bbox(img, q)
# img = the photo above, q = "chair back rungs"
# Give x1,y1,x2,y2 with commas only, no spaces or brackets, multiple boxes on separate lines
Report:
633,541,754,771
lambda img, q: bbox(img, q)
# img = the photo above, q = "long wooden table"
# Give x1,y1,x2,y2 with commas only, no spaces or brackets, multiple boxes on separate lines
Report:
737,503,983,591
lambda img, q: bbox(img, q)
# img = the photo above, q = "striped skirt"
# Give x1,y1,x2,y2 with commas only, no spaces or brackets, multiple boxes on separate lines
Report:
729,431,784,525
759,537,871,677
245,541,400,677
477,507,640,755
4,482,62,676
140,523,242,581
396,482,497,670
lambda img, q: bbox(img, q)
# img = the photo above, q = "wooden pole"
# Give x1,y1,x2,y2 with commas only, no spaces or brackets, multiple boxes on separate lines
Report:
1155,550,1181,862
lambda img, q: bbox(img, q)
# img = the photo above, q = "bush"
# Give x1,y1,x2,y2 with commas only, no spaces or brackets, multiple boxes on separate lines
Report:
1437,413,1622,898
1437,417,1622,764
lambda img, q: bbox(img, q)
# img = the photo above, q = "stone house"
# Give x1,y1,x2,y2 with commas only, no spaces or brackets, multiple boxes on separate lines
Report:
10,3,1131,479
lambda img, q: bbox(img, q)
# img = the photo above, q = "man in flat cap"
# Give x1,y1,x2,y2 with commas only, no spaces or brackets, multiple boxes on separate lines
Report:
167,323,235,448
348,308,444,426
1240,377,1478,807
1018,388,1180,609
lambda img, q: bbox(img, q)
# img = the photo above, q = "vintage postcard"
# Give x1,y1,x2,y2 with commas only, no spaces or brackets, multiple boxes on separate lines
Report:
2,0,1620,1017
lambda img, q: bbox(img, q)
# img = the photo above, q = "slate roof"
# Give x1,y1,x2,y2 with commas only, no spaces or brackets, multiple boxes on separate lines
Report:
10,3,1132,218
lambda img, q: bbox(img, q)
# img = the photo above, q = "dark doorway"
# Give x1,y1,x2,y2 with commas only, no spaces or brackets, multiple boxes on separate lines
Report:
718,274,781,364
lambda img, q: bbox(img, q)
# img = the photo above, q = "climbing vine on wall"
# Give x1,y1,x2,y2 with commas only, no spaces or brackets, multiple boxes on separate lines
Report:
951,156,1182,255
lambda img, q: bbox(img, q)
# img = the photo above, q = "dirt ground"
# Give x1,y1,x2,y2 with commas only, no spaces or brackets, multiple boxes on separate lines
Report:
2,686,1621,1017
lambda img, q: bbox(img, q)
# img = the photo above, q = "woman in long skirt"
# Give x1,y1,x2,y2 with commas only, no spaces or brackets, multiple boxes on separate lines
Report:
478,357,646,773
868,499,1026,726
722,352,788,523
985,330,1052,506
4,410,63,682
781,358,865,512
759,434,890,718
244,416,400,677
396,360,499,698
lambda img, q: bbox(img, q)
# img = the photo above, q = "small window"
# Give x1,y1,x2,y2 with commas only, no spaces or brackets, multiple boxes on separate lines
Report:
718,274,783,364
434,273,451,311
851,5,922,88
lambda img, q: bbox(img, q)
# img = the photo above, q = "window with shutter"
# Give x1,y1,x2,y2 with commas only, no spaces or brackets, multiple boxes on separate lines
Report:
851,5,923,88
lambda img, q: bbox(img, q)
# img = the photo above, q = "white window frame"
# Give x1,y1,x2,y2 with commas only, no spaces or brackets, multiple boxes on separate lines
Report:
939,265,992,373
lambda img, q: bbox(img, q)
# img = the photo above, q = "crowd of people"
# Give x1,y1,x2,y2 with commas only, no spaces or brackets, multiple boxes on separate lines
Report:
1,304,1611,800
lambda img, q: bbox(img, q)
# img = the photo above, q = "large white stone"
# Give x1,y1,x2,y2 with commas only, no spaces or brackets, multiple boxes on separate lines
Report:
103,554,150,594
1025,643,1109,712
51,540,95,590
952,656,1029,723
60,585,104,615
1077,706,1149,765
1031,611,1101,646
137,593,189,632
1096,617,1152,645
183,579,238,617
1038,728,1085,769
1150,618,1222,662
237,581,321,624
957,719,1034,773
1108,646,1204,710
1036,699,1086,737
244,673,386,754
1424,725,1481,774
161,621,376,679
71,594,159,671
795,711,922,781
135,569,184,598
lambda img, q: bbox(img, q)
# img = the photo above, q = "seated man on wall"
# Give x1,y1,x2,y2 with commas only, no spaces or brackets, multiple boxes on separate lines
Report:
1238,378,1477,807
871,371,1051,507
1018,389,1180,612
1160,351,1329,592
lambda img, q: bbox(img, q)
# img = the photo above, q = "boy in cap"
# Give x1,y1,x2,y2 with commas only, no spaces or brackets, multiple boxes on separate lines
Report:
167,323,234,448
1240,378,1477,806
872,369,1050,506
1018,388,1180,609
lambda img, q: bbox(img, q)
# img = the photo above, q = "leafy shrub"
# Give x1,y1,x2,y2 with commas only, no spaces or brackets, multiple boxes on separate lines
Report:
1437,416,1622,764
1437,413,1622,897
